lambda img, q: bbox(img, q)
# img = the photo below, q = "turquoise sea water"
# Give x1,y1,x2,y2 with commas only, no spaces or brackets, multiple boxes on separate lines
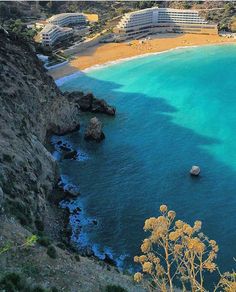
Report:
57,45,236,283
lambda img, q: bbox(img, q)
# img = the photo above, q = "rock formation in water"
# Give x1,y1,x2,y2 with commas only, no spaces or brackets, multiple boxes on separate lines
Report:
190,165,201,176
0,30,143,291
84,117,105,142
65,91,116,116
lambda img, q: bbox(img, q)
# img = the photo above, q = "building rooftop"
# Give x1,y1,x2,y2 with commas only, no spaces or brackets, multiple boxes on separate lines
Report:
126,7,158,16
125,7,203,17
48,13,85,22
40,24,73,34
157,8,201,13
41,24,58,34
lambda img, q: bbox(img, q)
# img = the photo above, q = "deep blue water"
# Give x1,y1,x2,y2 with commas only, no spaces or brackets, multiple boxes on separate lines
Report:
55,45,236,283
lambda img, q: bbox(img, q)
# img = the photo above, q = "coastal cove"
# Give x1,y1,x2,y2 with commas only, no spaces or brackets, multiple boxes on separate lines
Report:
53,44,236,286
2,2,236,290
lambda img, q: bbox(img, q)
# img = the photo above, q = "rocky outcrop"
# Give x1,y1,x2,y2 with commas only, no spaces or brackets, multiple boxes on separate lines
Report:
0,30,116,229
0,29,146,292
0,30,82,228
190,165,201,176
65,91,116,116
84,117,105,142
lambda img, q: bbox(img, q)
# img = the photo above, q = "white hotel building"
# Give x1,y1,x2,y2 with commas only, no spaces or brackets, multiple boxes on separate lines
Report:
114,8,218,39
38,13,87,47
39,24,73,47
47,13,87,27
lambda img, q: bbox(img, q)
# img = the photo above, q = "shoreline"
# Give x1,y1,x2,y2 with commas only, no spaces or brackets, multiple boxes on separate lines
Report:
54,42,236,87
83,41,236,72
49,33,236,81
51,127,127,270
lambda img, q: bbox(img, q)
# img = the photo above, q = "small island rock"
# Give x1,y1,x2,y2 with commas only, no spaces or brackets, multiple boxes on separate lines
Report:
190,165,200,176
84,117,105,142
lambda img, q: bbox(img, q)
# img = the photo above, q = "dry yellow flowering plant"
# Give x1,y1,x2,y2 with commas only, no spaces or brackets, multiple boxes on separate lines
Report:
134,205,235,292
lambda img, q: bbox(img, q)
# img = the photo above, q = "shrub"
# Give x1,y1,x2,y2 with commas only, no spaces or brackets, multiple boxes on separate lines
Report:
35,219,44,232
56,242,66,250
0,273,53,292
0,272,29,291
47,245,57,259
133,205,236,292
38,236,51,247
74,254,80,262
0,235,37,256
6,199,32,226
22,263,41,277
3,154,13,162
105,285,127,292
32,287,48,292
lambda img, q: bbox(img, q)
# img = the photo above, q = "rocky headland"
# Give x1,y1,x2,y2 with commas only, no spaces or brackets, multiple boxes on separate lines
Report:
0,30,143,291
65,91,116,116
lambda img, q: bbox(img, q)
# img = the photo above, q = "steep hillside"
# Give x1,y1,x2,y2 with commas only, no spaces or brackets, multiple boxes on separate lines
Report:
0,30,143,291
0,29,80,228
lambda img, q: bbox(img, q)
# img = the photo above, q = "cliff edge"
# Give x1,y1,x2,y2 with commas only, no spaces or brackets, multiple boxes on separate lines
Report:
0,30,143,291
0,30,81,226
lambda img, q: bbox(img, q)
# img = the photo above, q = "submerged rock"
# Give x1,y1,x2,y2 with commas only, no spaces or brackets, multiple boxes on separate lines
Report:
190,165,200,176
84,117,105,142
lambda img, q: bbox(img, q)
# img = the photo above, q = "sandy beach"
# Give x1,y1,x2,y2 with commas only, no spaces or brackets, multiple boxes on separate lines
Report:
49,33,236,80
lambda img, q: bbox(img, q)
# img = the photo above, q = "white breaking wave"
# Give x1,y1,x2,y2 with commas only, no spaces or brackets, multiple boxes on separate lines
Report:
55,71,85,86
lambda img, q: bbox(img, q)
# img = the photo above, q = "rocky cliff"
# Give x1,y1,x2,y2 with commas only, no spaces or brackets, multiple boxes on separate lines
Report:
0,30,143,291
0,29,83,228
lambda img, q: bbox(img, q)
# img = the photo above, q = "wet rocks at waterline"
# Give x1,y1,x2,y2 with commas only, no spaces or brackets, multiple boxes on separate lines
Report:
63,150,77,160
65,91,116,116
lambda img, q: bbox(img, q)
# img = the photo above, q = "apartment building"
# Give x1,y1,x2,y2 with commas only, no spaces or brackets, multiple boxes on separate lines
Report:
39,24,73,47
47,13,87,27
114,7,218,40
